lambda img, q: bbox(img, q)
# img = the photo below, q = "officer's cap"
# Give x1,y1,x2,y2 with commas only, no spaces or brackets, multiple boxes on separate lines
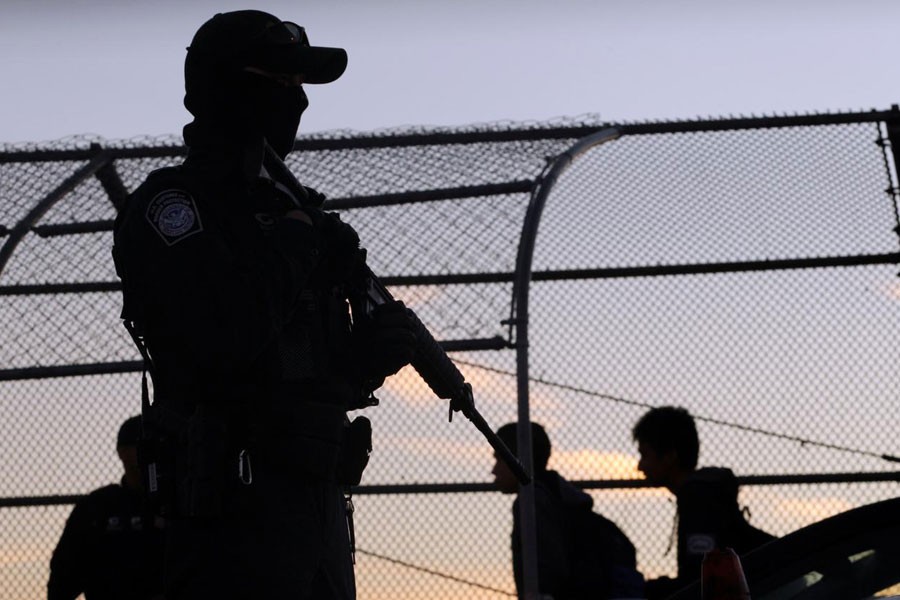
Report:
187,10,347,84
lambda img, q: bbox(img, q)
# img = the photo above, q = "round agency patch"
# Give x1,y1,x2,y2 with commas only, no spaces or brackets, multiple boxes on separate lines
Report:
145,189,203,246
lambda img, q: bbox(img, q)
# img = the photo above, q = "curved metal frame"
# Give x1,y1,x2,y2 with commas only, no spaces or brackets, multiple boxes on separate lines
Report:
510,127,621,599
0,150,111,282
4,111,899,597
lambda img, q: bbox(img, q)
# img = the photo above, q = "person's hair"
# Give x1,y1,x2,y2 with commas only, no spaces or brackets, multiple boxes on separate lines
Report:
117,415,143,449
496,422,552,472
632,406,699,470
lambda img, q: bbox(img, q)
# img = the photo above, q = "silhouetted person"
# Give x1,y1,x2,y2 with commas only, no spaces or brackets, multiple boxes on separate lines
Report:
493,422,645,599
632,406,774,599
48,416,164,600
112,10,416,600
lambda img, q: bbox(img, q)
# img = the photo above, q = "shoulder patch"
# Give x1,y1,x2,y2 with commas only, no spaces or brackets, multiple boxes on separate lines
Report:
145,189,203,246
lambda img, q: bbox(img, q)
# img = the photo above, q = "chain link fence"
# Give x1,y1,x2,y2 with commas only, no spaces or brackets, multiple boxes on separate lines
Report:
2,110,900,599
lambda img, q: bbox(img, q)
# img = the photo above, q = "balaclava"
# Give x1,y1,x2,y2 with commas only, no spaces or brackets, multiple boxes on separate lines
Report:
183,10,347,158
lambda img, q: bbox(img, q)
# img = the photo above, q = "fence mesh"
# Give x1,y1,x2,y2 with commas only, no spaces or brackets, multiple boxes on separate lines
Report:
1,111,899,599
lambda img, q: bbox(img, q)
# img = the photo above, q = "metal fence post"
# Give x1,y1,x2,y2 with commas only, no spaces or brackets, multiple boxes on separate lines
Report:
511,128,620,599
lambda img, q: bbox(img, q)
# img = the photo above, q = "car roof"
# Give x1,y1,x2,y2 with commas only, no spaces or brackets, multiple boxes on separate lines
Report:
666,496,900,599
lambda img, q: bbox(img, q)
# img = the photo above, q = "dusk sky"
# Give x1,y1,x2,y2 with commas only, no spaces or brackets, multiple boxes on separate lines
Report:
3,0,900,143
3,2,900,598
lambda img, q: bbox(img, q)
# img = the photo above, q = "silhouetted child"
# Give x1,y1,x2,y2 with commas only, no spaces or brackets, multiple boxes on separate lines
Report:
633,406,774,599
493,421,644,599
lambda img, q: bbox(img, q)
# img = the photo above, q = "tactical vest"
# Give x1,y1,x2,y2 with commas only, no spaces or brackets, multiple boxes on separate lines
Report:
113,164,361,514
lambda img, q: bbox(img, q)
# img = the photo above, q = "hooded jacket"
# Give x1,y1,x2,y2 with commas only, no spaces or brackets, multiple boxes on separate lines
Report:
511,470,594,598
675,467,775,585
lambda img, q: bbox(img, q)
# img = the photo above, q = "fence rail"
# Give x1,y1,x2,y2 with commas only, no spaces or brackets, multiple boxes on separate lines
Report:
2,109,900,599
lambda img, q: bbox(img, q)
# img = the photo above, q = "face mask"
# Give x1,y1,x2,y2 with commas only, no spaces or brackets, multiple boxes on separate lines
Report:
233,71,309,157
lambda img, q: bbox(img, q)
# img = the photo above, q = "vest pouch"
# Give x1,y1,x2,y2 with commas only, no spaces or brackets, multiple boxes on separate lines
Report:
183,407,228,518
336,416,372,486
260,390,348,481
138,433,177,516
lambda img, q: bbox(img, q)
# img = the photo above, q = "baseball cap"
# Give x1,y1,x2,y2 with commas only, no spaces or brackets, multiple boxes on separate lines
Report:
187,10,348,84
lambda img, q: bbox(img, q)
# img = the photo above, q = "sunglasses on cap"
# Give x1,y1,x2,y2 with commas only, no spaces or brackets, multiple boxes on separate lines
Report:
243,21,347,83
282,22,309,47
248,20,311,48
187,11,348,84
188,18,309,54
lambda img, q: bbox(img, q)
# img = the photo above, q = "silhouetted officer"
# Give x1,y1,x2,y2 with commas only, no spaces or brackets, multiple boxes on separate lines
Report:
112,10,416,600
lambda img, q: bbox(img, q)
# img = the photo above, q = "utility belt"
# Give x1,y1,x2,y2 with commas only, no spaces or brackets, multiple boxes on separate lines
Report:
154,388,370,520
128,306,369,521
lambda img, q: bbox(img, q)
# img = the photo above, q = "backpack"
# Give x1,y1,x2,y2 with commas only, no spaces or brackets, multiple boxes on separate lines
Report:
563,507,646,599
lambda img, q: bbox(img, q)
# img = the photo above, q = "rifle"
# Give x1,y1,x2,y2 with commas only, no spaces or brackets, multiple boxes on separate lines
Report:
349,265,531,485
264,144,531,485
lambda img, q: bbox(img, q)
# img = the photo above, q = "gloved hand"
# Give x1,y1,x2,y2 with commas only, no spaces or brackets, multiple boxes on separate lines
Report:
354,300,418,382
311,211,363,286
301,185,327,208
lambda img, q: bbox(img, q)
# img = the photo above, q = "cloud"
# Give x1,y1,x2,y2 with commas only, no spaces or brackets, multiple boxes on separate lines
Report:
552,449,643,480
390,284,444,312
381,433,490,466
380,366,441,406
887,281,900,302
775,496,854,522
0,542,51,569
379,361,520,410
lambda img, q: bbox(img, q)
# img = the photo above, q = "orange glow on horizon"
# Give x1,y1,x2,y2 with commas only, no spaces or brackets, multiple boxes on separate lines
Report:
775,496,854,522
887,281,900,301
552,449,643,480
